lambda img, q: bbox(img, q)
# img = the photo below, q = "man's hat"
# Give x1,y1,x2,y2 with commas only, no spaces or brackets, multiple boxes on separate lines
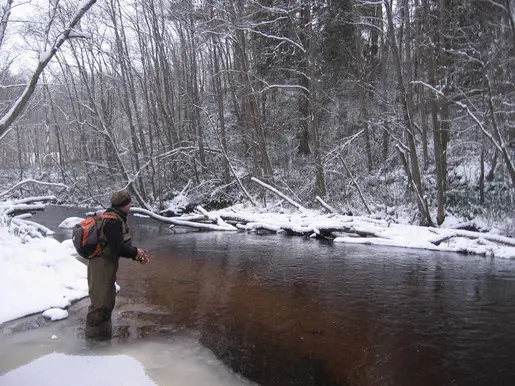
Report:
110,189,132,207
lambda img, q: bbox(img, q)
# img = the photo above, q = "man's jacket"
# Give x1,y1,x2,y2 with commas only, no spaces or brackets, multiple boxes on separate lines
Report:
100,207,138,260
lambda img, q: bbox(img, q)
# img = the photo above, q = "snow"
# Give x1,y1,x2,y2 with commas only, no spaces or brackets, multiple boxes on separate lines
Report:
162,191,190,215
42,308,69,321
212,206,515,258
0,353,157,386
38,49,53,64
58,217,84,228
0,227,88,326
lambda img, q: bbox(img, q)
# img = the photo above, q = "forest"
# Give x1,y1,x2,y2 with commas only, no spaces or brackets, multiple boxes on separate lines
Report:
0,0,514,234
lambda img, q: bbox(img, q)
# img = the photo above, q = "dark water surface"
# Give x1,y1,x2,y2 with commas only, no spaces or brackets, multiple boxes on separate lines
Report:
29,206,515,385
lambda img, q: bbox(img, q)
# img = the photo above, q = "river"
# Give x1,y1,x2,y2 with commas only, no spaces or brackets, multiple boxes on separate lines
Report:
1,206,515,385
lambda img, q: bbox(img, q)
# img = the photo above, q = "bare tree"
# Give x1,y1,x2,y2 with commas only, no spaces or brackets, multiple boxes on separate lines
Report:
0,0,13,49
0,0,97,141
384,0,434,226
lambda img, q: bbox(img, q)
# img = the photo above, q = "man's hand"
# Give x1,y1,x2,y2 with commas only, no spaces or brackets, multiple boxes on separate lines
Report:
135,248,150,264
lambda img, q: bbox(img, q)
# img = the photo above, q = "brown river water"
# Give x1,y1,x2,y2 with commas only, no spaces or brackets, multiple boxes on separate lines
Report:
1,206,515,385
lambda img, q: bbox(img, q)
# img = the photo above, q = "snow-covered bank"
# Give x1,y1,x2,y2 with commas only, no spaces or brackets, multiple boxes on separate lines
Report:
233,209,515,258
139,202,515,259
0,226,88,326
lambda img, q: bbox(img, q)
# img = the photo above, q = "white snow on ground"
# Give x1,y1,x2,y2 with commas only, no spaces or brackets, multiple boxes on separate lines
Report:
42,308,69,321
0,353,157,386
0,227,88,326
58,217,84,228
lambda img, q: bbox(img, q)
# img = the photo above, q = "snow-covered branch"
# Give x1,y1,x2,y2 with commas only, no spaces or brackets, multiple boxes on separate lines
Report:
11,217,54,236
323,130,364,162
429,229,515,248
0,196,57,240
130,208,237,231
412,79,515,187
0,83,29,90
251,177,307,212
0,179,67,198
0,0,13,49
0,0,97,141
258,83,310,94
315,196,339,215
240,27,305,53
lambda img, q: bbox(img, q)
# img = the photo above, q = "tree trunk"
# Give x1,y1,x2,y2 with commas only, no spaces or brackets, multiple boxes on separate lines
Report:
230,0,273,177
384,0,433,226
212,38,230,183
0,0,13,49
301,4,326,196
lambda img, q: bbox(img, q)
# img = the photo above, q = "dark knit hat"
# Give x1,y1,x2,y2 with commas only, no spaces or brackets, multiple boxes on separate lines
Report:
110,189,132,207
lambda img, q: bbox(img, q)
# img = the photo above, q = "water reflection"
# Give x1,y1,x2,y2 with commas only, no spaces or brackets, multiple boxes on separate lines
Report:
30,207,515,385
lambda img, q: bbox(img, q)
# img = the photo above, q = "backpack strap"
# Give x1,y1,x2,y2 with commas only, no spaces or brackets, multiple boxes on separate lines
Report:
96,213,121,248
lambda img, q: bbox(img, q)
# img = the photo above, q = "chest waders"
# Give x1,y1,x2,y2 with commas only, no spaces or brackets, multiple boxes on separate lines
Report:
85,212,130,339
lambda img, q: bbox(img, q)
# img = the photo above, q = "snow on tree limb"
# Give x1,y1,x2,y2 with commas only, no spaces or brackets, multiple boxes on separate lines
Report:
411,79,515,188
10,217,54,236
429,228,515,248
241,27,306,53
338,155,372,215
315,196,339,215
0,0,13,49
130,208,237,231
0,0,97,141
0,179,67,198
251,177,307,212
323,129,364,162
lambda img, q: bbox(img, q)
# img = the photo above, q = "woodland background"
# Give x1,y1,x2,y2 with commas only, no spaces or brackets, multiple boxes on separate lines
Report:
0,0,514,233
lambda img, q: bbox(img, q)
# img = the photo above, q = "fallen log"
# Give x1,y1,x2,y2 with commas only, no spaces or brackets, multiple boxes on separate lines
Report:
0,196,58,239
10,217,54,236
0,179,66,198
429,229,515,248
130,207,237,231
3,204,48,216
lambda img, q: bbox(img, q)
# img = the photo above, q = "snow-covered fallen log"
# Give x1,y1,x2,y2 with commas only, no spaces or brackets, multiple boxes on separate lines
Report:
1,196,58,240
0,196,56,216
3,204,47,216
195,205,236,229
128,205,515,259
0,196,57,206
130,207,237,231
11,217,54,236
428,228,515,248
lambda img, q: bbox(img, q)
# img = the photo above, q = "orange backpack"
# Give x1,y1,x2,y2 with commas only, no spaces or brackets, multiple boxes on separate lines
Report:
71,213,118,258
